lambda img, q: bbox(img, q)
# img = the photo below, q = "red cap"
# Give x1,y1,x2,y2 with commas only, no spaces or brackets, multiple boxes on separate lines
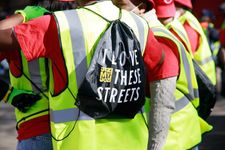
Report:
154,0,176,18
174,0,192,9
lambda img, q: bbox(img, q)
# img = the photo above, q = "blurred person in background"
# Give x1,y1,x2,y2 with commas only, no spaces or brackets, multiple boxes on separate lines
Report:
200,9,220,63
218,2,225,97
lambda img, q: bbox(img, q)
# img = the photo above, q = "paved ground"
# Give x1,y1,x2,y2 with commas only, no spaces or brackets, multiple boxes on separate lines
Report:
0,104,17,150
199,95,225,150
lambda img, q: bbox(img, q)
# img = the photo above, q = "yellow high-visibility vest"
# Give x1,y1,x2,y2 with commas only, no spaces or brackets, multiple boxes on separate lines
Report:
147,18,212,150
50,1,149,150
9,52,49,128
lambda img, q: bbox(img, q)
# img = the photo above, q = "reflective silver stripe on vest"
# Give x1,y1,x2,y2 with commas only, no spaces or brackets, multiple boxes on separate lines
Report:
50,108,94,123
176,28,189,45
172,26,190,49
64,10,87,88
179,39,195,100
173,96,190,113
170,27,200,100
196,56,214,65
169,28,199,100
130,13,145,52
50,107,145,123
186,17,199,31
151,27,196,101
185,15,214,65
28,59,43,93
193,88,199,99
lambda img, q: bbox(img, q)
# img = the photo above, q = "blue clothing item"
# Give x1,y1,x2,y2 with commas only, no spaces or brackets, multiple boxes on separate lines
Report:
191,146,199,150
17,133,52,150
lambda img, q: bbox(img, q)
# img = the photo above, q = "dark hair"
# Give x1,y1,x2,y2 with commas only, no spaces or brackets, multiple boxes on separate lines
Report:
30,0,77,11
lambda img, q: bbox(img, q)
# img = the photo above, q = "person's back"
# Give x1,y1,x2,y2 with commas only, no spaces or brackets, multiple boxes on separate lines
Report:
50,2,150,149
0,0,180,150
145,1,213,149
174,0,217,87
200,9,220,62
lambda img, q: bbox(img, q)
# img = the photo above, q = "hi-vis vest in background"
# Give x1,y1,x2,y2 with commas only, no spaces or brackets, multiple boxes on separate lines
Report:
178,10,216,86
9,52,49,128
167,19,217,120
147,18,212,150
51,1,149,150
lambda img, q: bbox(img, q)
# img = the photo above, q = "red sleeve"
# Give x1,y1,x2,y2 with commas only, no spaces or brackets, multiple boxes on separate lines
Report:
183,21,200,54
144,30,179,82
13,15,59,61
14,15,67,95
0,50,17,61
220,28,225,46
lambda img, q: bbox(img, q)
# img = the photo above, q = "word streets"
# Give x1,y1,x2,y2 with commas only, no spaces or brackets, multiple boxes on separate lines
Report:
97,48,143,103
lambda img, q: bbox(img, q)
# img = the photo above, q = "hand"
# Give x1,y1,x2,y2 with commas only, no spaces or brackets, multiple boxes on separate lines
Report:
11,93,41,113
15,6,50,22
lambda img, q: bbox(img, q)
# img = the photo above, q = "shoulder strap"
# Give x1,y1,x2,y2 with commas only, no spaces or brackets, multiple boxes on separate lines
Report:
82,7,122,23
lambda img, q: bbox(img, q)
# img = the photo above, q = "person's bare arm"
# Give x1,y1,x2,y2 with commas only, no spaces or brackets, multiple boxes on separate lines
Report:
0,14,23,51
0,5,50,52
0,14,24,29
0,28,20,51
148,76,176,150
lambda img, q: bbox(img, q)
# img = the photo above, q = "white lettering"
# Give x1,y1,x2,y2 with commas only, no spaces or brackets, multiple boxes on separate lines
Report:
114,69,142,85
97,87,141,103
124,88,130,102
119,51,126,66
128,70,134,85
118,89,126,103
137,68,141,83
120,70,127,85
102,48,109,64
106,49,141,66
109,88,118,103
129,49,139,66
134,50,139,65
96,87,103,100
114,69,120,84
112,53,117,65
134,87,140,101
130,88,136,101
104,87,111,102
133,70,138,84
129,50,135,66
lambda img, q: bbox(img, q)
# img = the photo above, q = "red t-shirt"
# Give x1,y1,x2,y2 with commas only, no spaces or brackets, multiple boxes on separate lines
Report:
17,115,50,140
14,15,179,87
183,21,200,54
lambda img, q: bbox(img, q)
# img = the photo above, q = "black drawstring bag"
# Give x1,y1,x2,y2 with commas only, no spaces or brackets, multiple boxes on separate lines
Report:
193,59,216,119
76,9,146,119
